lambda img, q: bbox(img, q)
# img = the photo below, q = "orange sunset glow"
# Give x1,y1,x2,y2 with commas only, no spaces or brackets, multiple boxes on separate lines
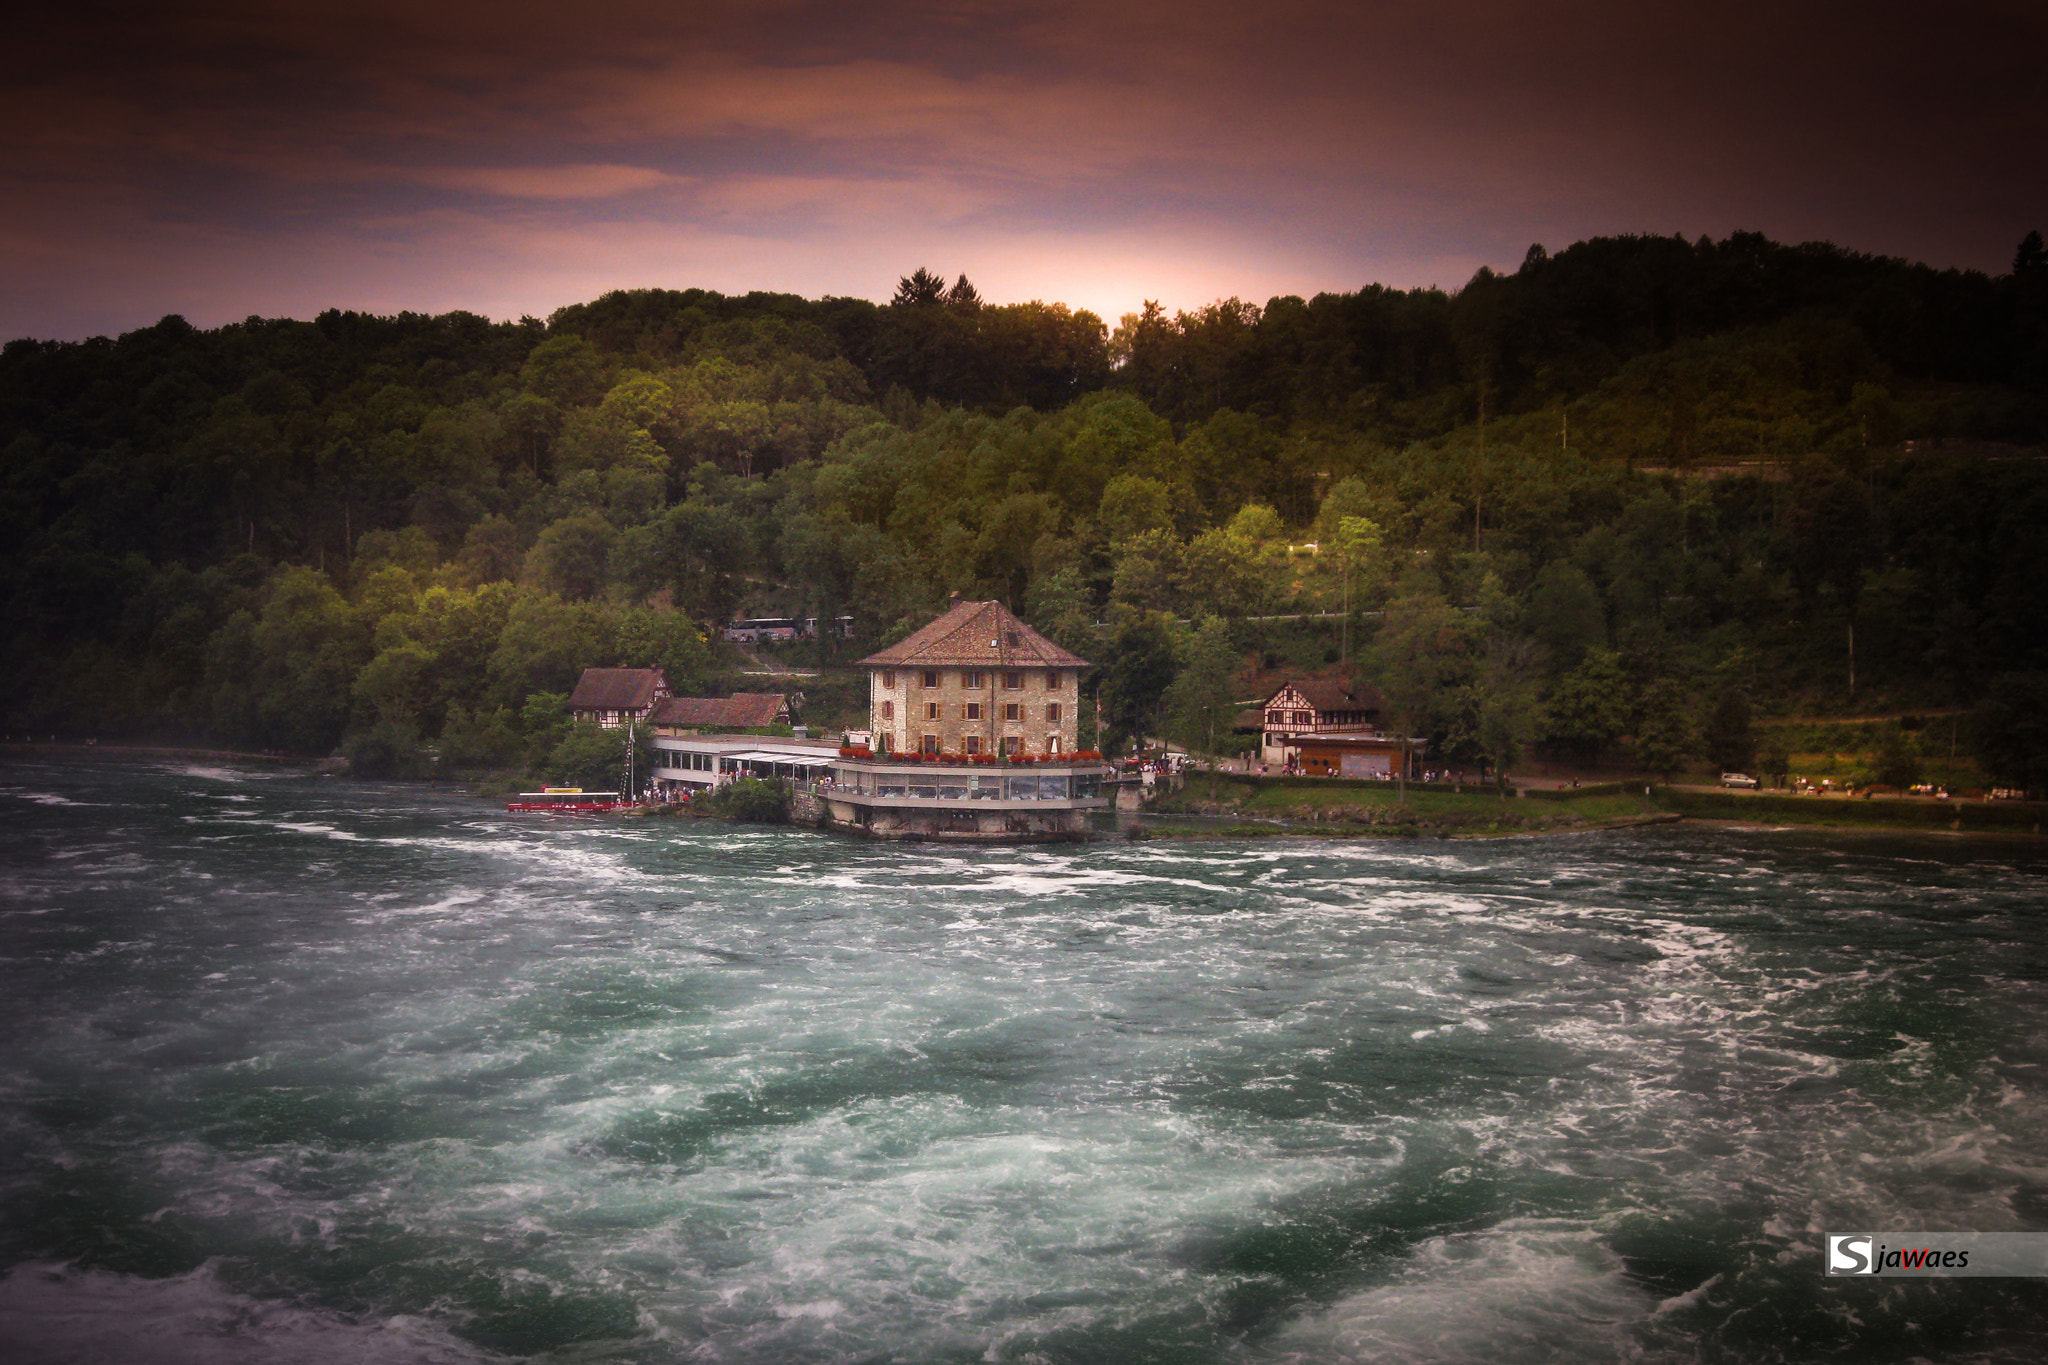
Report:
5,0,2042,337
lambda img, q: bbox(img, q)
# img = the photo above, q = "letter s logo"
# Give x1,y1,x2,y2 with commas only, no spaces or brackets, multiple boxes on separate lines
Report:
1828,1235,1874,1275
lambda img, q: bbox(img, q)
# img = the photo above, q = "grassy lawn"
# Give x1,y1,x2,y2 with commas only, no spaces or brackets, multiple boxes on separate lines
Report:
1146,775,1667,836
1661,788,2045,833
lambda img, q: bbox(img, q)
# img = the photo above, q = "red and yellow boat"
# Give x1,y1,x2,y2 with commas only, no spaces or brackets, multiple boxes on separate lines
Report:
505,788,643,814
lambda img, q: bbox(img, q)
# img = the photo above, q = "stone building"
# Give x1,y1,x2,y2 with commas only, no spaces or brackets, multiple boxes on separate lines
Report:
856,598,1090,757
792,598,1110,841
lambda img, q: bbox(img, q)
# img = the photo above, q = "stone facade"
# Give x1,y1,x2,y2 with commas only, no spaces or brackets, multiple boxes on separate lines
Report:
869,665,1073,756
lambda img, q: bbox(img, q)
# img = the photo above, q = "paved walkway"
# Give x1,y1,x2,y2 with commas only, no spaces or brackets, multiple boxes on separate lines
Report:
732,645,818,678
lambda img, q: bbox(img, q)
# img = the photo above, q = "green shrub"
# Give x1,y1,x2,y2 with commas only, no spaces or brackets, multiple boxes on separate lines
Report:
342,719,433,779
542,721,634,791
703,777,788,823
439,704,523,769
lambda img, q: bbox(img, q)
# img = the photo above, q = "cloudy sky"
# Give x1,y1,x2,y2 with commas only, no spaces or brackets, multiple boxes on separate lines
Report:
5,1,2043,340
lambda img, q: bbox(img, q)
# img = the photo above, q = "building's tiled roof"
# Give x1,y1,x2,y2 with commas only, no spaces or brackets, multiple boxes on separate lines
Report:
649,697,735,728
649,693,792,729
569,668,670,712
723,693,792,728
1264,679,1388,715
855,600,1090,670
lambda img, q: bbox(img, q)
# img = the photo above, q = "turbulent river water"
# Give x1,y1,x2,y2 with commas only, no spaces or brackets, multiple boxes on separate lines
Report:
4,760,2048,1364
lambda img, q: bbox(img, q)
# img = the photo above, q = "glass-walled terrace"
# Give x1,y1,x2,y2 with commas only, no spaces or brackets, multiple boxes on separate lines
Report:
825,761,1107,804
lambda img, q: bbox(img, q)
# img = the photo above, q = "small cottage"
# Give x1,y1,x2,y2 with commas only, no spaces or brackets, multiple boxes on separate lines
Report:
1256,678,1421,777
567,668,673,727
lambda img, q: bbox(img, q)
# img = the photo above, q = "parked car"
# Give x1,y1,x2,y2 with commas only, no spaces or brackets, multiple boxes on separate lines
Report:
1721,772,1759,789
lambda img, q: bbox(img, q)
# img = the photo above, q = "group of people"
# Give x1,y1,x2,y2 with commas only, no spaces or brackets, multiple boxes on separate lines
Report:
1131,755,1186,790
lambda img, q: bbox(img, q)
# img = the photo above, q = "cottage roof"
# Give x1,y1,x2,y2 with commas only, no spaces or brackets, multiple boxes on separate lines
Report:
568,668,670,712
1264,679,1387,714
856,599,1090,670
649,696,735,728
723,693,792,728
649,692,793,729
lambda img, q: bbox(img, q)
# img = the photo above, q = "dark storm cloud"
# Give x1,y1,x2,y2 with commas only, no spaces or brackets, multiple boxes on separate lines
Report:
3,1,2041,339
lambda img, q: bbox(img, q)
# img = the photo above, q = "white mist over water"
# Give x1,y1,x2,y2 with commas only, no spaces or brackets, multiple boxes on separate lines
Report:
4,760,2048,1363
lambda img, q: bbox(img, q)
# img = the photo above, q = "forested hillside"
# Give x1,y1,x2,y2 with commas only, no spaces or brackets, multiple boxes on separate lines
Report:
4,232,2046,787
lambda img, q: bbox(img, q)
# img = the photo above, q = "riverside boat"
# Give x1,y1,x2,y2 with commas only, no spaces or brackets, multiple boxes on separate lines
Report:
504,788,641,814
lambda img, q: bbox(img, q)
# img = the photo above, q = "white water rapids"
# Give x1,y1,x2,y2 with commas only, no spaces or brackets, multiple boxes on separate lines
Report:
4,760,2048,1362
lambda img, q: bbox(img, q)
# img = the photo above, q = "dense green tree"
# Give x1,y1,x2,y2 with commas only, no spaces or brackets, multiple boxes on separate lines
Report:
1098,474,1175,545
1329,515,1383,661
1544,649,1632,762
489,597,612,706
1178,526,1265,621
1025,567,1096,660
521,335,608,407
1972,673,2048,794
354,640,438,728
454,515,527,585
1163,615,1241,757
519,689,573,762
1368,585,1472,801
2,230,2045,768
1314,477,1397,543
1757,733,1792,788
1633,678,1698,781
544,721,634,791
341,718,432,779
1098,610,1179,752
205,567,365,753
613,607,712,692
526,513,618,601
1873,723,1923,789
1703,688,1755,774
1226,502,1285,543
703,776,789,822
1109,529,1181,613
1527,560,1606,666
615,495,752,621
438,704,523,769
2016,230,2046,277
1456,635,1547,795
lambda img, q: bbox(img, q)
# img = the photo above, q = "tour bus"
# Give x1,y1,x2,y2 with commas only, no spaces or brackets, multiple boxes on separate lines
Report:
721,617,803,643
722,616,856,643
